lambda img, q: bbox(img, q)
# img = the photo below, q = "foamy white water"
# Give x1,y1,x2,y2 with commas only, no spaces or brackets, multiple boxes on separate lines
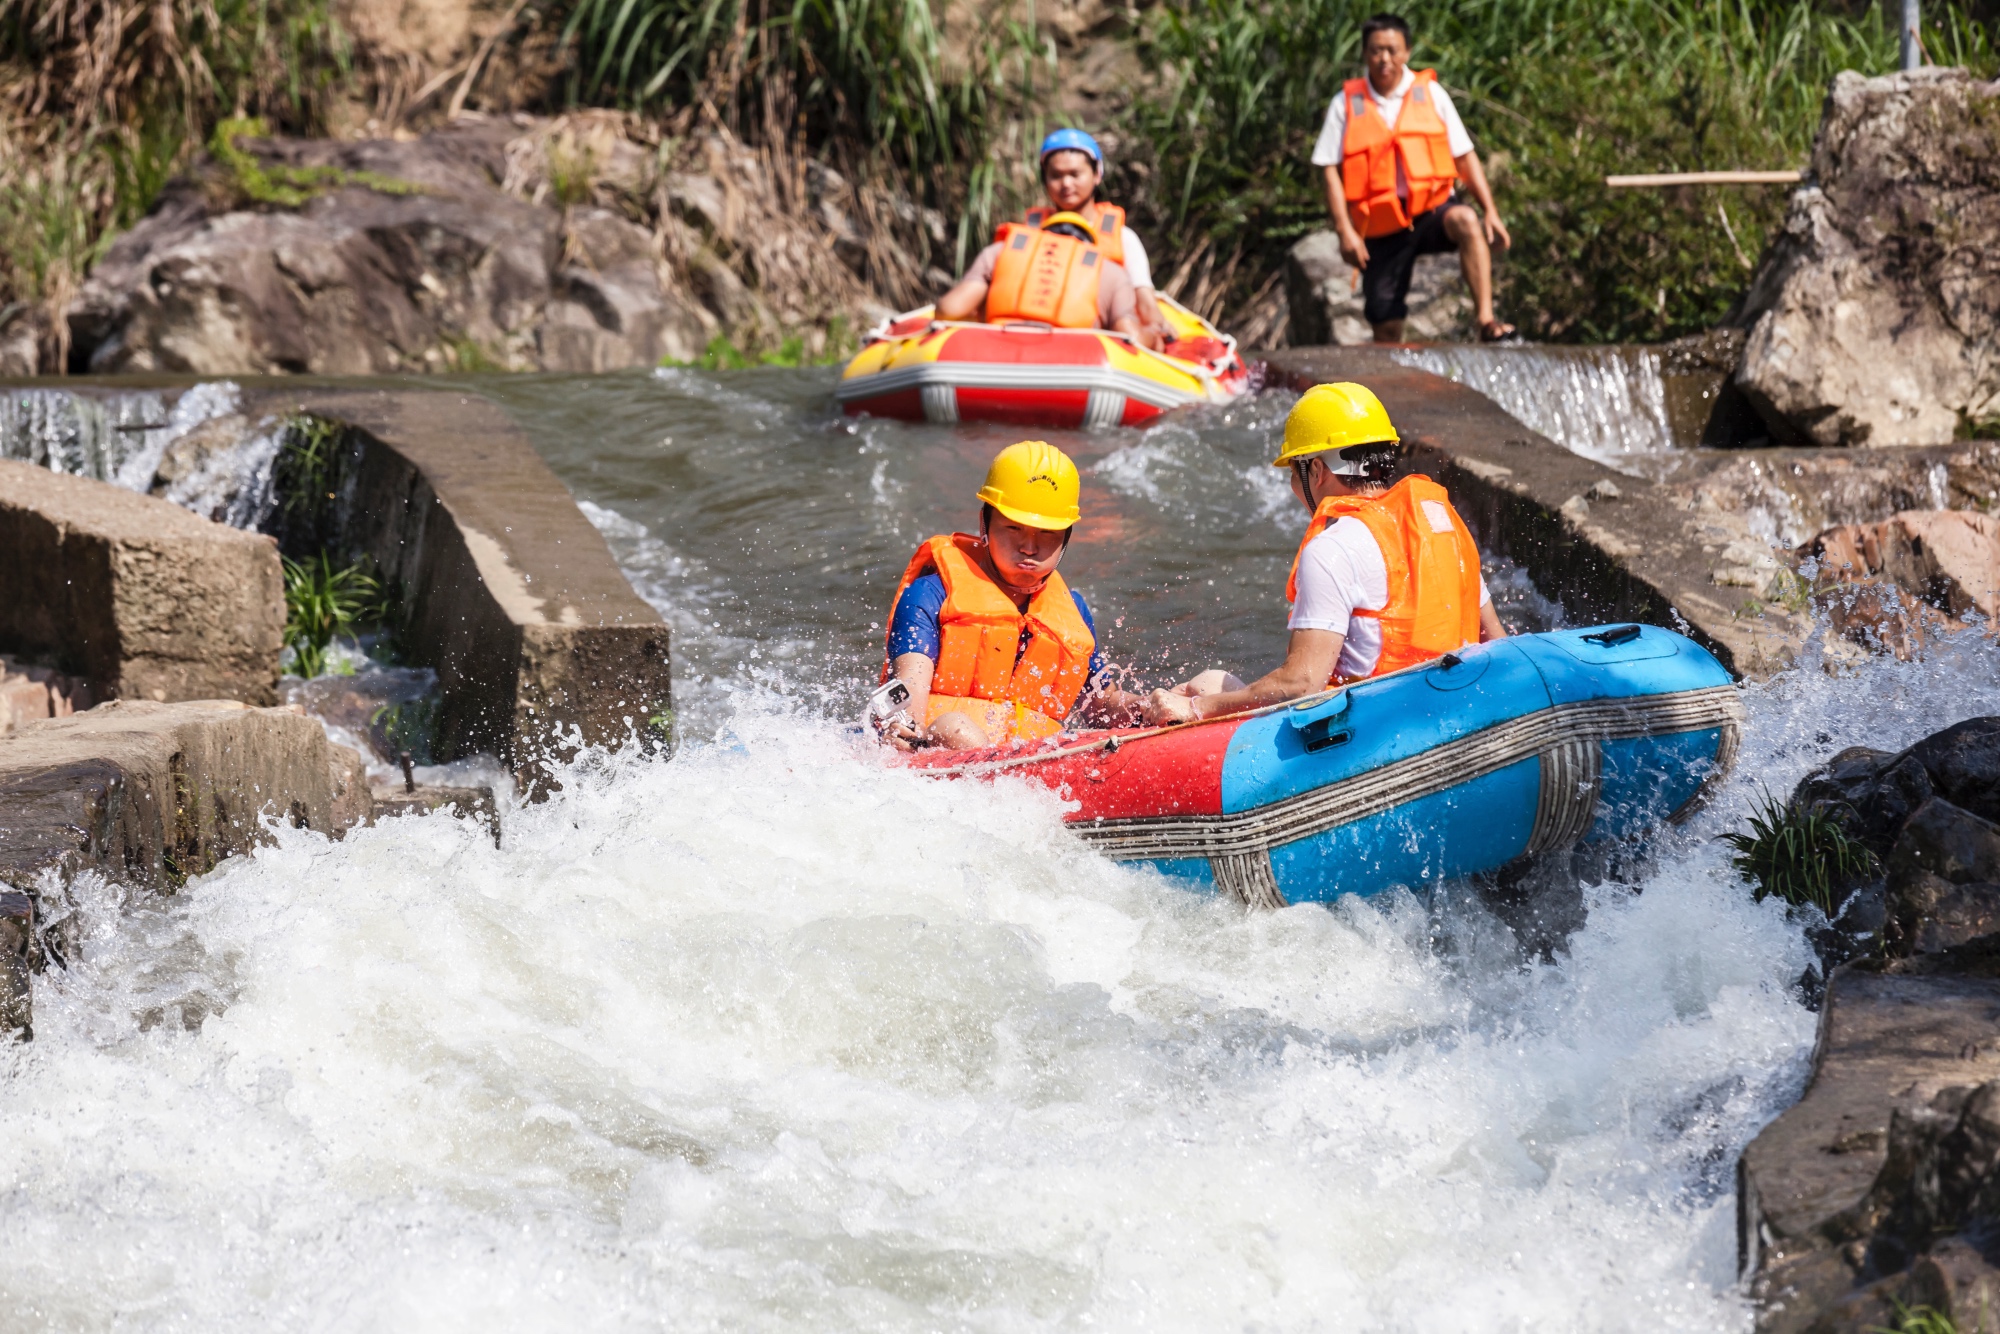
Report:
9,640,1998,1332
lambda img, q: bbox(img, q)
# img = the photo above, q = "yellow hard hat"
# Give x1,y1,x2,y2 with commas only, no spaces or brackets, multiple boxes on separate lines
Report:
1273,382,1401,471
1037,210,1100,245
977,440,1081,530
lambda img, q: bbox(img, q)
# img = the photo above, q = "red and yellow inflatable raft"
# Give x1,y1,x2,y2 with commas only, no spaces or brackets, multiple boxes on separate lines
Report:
835,296,1250,429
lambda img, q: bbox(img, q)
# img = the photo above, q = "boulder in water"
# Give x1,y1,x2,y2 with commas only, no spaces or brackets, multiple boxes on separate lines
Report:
1733,68,2000,447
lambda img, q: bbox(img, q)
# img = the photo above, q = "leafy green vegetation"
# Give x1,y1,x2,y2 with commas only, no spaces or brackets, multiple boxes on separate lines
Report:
1725,787,1880,916
664,326,852,370
207,117,422,209
0,0,353,343
372,698,440,765
282,553,385,678
1870,1300,1964,1334
273,413,349,544
1118,0,1997,340
0,0,1994,357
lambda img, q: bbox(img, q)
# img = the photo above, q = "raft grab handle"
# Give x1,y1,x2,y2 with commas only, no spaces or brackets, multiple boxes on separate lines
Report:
1583,624,1644,647
1287,691,1353,754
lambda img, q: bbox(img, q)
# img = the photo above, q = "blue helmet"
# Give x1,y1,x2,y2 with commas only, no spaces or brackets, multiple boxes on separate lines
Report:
1038,127,1104,169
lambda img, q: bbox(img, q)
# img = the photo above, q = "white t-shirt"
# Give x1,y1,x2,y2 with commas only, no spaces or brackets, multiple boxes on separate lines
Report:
1289,516,1490,679
1119,228,1155,291
1309,68,1476,187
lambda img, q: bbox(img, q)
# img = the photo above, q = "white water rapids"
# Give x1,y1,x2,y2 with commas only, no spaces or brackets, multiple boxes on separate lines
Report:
7,642,2000,1330
4,371,1998,1329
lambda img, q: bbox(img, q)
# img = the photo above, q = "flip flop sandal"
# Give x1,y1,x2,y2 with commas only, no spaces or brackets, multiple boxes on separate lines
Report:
1479,320,1520,343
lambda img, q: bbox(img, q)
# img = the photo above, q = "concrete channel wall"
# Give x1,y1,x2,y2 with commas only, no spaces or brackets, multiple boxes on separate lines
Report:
248,387,674,768
0,460,286,704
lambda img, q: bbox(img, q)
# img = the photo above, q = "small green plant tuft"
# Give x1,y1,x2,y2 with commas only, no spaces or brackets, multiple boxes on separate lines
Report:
1869,1298,1962,1334
209,117,423,210
662,329,856,371
1765,568,1815,616
372,698,439,765
1725,787,1879,917
443,335,501,372
282,553,384,678
545,141,598,209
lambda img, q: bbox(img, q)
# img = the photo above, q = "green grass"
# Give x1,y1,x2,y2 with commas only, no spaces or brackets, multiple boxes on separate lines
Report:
282,553,384,678
372,698,440,764
1870,1300,1964,1334
663,326,852,370
1725,786,1880,916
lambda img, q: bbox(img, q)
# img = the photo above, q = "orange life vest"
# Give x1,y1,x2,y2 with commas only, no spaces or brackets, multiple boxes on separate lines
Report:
1286,474,1483,680
1339,69,1460,239
984,222,1105,329
884,533,1097,743
1024,201,1127,265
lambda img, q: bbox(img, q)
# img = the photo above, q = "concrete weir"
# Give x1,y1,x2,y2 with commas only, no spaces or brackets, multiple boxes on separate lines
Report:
1265,347,1807,676
0,383,678,1038
248,387,674,767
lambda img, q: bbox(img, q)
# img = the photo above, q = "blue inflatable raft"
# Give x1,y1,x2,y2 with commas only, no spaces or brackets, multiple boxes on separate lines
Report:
908,623,1743,906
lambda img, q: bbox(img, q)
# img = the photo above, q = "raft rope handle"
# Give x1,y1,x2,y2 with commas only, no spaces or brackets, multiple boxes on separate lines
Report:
925,644,1522,780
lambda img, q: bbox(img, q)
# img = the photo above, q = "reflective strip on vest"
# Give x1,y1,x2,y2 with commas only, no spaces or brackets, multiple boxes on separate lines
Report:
1285,474,1484,680
1338,69,1459,239
985,222,1105,329
883,533,1096,741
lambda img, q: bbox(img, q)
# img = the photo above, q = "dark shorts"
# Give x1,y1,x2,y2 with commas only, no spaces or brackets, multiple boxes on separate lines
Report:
1362,201,1464,326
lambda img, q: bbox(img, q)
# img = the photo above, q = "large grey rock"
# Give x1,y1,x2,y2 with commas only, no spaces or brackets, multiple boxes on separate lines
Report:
1796,718,2000,857
1734,69,2000,446
1283,229,1470,345
1741,966,2000,1333
69,119,710,375
0,459,284,705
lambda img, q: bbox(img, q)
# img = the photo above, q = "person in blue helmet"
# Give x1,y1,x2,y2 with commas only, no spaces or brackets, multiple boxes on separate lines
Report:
934,128,1173,350
1027,128,1173,348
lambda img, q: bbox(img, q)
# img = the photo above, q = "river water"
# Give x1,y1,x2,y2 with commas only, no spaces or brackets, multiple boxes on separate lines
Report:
6,368,2000,1330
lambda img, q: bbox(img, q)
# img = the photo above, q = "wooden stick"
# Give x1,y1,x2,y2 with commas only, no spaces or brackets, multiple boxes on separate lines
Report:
1605,170,1803,187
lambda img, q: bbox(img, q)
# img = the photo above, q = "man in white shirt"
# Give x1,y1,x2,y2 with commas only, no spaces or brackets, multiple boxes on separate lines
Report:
1144,382,1506,725
1310,13,1515,343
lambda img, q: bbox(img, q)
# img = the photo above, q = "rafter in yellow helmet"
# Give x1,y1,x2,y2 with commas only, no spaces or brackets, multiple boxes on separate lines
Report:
977,440,1082,530
1274,382,1401,468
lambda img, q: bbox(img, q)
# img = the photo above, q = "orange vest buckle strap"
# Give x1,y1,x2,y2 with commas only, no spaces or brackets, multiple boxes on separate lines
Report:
1024,201,1127,265
883,533,1097,742
1339,69,1460,240
1285,474,1483,680
984,222,1104,329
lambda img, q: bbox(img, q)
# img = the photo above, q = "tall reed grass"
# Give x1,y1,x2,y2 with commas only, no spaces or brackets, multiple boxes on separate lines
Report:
560,0,1051,267
1120,0,1997,340
0,0,349,363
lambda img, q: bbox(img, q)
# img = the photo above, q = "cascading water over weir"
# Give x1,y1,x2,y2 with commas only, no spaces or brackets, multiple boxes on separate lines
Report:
2,367,1997,1330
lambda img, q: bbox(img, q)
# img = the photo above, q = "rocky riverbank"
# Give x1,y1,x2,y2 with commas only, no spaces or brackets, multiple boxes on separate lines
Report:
1741,718,2000,1332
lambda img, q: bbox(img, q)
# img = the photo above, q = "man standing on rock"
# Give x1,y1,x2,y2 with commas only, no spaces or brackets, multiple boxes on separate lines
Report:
1311,12,1515,343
